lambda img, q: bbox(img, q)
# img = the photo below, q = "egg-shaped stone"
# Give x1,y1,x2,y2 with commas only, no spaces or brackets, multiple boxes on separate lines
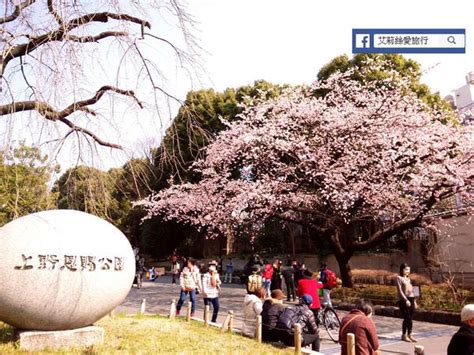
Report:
0,210,135,330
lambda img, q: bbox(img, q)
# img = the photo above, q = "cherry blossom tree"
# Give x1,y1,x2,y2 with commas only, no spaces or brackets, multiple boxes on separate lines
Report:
140,64,473,286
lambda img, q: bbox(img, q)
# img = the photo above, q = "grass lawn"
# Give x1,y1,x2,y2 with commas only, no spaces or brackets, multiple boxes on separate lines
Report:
0,314,293,354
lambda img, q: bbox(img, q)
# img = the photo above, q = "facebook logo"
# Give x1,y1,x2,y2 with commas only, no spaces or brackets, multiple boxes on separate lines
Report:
355,34,371,48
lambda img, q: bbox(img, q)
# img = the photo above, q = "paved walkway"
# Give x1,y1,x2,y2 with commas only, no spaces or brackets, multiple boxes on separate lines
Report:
117,276,458,354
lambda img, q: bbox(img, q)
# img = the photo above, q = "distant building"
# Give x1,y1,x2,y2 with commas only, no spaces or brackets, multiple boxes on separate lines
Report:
451,72,474,124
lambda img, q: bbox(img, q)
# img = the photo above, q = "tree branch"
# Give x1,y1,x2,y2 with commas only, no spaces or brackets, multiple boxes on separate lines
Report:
2,12,150,74
0,0,35,25
0,86,143,148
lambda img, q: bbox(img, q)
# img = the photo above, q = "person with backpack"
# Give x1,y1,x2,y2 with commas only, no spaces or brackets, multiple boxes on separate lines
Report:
297,270,323,321
261,289,287,342
176,258,202,318
242,287,266,337
202,261,221,323
339,299,380,355
247,265,263,294
319,263,337,307
276,294,320,352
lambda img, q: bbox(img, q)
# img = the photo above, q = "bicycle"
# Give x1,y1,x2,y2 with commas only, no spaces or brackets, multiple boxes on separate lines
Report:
317,303,341,343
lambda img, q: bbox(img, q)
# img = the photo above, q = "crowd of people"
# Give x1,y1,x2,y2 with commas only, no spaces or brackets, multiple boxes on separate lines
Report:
153,253,473,354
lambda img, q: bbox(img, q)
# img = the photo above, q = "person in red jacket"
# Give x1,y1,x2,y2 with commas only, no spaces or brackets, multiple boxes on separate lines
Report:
297,269,323,321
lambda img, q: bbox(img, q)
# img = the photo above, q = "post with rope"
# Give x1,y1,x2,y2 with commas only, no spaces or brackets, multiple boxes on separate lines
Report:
169,299,176,320
414,345,425,355
186,301,192,322
204,305,210,327
347,333,355,355
293,323,302,354
228,310,234,333
255,315,262,343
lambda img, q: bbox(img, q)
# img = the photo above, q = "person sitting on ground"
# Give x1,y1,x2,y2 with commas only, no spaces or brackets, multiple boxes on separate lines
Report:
447,304,474,355
242,287,266,337
339,298,380,355
276,294,320,352
202,260,222,323
297,269,323,322
261,289,287,342
247,265,263,295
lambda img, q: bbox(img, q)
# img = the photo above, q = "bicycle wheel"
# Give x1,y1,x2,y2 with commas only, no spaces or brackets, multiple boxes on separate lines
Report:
323,307,341,343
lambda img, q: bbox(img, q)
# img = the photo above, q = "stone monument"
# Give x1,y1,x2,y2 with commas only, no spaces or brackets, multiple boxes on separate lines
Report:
0,210,135,350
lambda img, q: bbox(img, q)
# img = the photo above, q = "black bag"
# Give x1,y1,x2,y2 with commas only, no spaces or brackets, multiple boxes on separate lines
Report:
276,305,303,331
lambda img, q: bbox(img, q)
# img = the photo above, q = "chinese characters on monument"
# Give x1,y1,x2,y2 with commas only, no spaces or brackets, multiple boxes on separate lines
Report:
14,254,125,271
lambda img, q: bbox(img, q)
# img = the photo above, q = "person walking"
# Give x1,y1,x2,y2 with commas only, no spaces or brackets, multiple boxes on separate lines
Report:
396,263,417,342
339,299,380,355
176,258,202,318
276,294,321,352
171,255,181,285
270,259,283,291
262,261,273,295
447,304,474,355
261,289,287,342
202,261,222,323
293,261,304,290
242,287,266,337
297,269,323,321
224,258,234,284
319,263,337,307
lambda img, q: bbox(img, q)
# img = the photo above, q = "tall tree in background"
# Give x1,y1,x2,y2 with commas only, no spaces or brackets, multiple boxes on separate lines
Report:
141,64,473,286
155,80,287,185
0,145,57,225
318,54,455,122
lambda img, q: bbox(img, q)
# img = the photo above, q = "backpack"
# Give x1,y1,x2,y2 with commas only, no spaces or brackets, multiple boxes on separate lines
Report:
247,274,262,293
276,305,303,331
325,269,337,289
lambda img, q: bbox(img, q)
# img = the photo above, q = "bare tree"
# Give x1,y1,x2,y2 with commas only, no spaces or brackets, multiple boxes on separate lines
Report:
0,0,201,157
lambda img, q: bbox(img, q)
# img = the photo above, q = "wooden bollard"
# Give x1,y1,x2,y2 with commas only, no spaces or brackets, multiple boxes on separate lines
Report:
169,299,176,320
204,305,210,327
347,333,355,355
221,313,230,333
293,324,302,354
256,315,262,343
228,310,234,333
414,345,425,355
139,299,146,315
186,301,192,322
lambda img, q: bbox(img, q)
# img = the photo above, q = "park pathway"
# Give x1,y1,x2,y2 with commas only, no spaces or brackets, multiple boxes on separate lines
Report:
117,276,458,354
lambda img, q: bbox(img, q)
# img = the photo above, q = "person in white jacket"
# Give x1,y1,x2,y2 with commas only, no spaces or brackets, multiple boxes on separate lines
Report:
242,287,266,337
176,258,202,317
202,261,222,323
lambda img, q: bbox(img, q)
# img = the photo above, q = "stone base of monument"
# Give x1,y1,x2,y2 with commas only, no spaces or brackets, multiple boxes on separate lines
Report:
15,326,104,351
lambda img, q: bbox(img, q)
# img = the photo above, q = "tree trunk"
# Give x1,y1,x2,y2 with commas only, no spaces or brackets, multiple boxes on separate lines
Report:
335,252,354,288
329,232,355,287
